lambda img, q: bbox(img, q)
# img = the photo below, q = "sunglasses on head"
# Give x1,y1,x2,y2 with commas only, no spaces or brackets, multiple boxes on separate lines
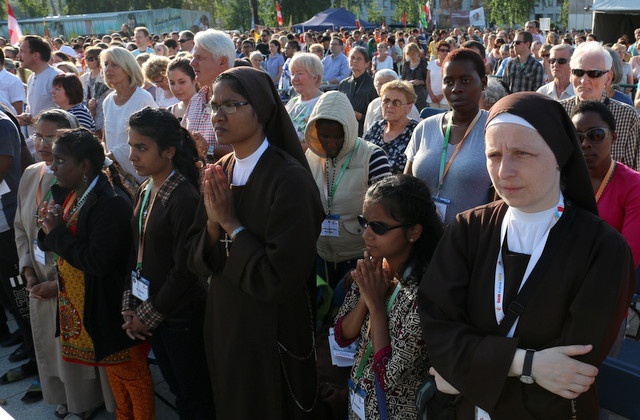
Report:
571,69,607,78
358,215,410,236
549,57,567,64
576,127,610,144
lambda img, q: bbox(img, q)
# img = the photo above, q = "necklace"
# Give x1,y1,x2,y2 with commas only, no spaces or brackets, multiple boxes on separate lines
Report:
64,176,99,223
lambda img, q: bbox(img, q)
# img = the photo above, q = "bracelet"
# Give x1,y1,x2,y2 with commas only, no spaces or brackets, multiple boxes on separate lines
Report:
230,226,246,241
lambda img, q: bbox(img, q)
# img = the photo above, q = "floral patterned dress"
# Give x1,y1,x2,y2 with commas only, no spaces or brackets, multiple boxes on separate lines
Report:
364,119,419,174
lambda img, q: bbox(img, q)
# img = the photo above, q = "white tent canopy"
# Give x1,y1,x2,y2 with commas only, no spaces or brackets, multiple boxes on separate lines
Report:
592,0,640,44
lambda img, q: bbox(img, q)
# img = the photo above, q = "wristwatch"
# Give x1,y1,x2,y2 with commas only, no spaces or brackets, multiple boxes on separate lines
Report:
519,349,535,384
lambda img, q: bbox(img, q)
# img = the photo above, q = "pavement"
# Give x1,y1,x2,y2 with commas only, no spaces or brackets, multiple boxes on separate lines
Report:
0,313,179,419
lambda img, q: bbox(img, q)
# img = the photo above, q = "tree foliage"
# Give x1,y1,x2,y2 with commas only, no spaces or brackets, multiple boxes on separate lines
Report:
486,0,535,27
392,0,420,26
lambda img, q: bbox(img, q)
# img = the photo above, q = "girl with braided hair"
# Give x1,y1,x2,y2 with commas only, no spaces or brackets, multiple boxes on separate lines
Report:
122,107,214,418
333,174,444,419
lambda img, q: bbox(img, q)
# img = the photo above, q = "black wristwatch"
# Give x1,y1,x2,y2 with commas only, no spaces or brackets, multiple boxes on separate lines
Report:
519,349,535,384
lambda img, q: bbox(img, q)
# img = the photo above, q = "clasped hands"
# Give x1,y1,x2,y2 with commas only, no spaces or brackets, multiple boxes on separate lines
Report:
121,310,152,341
351,252,393,312
202,164,240,239
37,201,64,235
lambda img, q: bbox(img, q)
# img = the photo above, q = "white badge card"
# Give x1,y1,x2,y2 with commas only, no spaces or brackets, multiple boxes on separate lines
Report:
432,196,451,222
348,380,366,420
328,327,358,367
131,271,150,301
33,240,46,265
321,214,340,237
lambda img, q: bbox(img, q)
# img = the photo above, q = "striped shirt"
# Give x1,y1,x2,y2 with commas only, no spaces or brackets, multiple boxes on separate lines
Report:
68,103,96,131
368,148,392,184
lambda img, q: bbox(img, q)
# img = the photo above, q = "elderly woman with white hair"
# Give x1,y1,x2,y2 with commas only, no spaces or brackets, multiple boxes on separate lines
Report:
101,46,157,184
285,52,324,144
363,69,421,133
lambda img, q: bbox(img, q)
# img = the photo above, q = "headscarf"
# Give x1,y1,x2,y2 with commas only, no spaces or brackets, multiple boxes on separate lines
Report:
486,92,597,215
213,67,310,172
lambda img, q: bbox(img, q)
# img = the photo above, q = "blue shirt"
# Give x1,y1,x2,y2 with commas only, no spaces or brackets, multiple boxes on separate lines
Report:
322,53,350,83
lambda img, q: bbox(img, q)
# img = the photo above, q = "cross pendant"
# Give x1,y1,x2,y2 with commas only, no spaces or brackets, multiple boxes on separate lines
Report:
220,234,232,257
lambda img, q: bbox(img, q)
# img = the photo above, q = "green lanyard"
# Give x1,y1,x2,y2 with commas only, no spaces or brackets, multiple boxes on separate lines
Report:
354,282,402,378
327,138,360,213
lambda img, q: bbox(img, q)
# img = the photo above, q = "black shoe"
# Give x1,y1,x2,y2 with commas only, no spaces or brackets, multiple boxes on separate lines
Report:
21,379,42,403
0,331,22,347
0,360,37,384
8,343,28,362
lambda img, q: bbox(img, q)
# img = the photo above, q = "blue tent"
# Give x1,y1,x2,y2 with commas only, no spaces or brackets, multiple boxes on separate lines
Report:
292,8,376,32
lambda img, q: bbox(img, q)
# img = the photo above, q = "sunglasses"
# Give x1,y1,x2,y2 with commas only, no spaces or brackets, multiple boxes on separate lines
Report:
576,127,610,144
549,57,568,64
86,57,97,62
541,54,550,58
512,40,525,45
178,39,192,44
571,69,607,78
438,48,450,53
358,215,410,235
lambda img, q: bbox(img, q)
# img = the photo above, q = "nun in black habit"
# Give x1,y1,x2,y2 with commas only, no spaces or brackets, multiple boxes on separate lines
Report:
186,67,324,419
418,92,635,419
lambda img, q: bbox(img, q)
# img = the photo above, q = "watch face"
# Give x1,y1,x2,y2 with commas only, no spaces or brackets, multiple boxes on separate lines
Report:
519,375,535,384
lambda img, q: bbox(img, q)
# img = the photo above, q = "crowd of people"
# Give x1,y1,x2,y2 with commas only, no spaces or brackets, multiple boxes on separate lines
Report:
0,18,638,420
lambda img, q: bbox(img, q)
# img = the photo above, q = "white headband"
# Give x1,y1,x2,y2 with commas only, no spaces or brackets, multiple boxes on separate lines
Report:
485,113,536,131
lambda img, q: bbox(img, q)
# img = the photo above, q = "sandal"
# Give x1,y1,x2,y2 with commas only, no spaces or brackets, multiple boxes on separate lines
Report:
55,404,69,418
21,379,42,403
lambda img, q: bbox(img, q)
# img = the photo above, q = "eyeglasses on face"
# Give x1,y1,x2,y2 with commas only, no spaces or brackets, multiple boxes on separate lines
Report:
541,54,550,58
576,127,610,144
206,101,250,114
438,48,450,53
86,57,97,62
178,39,191,44
512,40,525,45
381,98,410,108
358,215,410,235
32,133,56,145
571,69,607,78
549,57,568,65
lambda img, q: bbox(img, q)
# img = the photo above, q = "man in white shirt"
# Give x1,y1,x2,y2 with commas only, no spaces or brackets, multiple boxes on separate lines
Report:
525,21,546,44
15,35,61,140
0,49,24,114
537,44,575,101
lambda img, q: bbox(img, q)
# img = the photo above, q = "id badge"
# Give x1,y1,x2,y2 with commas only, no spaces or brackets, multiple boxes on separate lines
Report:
348,379,366,420
131,271,150,301
432,196,451,222
33,240,46,265
321,214,340,237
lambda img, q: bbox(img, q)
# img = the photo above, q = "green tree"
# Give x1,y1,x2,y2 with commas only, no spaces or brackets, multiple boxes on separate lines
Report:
486,0,535,27
4,0,49,19
559,0,568,30
393,0,420,26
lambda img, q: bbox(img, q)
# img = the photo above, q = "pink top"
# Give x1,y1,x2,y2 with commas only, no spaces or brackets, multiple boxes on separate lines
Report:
598,162,640,267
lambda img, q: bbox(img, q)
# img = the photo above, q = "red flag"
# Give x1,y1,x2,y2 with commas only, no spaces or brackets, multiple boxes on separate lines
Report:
424,2,432,22
355,10,361,29
401,11,407,27
275,2,283,27
6,0,23,45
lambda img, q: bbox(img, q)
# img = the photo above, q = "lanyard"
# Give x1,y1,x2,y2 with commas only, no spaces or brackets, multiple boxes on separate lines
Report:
136,171,175,271
354,281,402,378
64,176,99,224
594,161,615,203
493,196,564,337
436,111,482,196
326,139,360,213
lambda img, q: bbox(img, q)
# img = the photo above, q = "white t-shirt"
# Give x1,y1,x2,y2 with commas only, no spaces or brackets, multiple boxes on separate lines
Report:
103,87,156,181
0,69,25,114
373,55,393,72
155,88,180,109
26,65,62,135
427,60,447,104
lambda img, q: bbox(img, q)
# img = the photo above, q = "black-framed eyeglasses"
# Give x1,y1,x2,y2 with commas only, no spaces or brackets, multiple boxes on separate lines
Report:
541,54,550,58
381,98,410,108
438,48,450,53
571,69,607,78
358,215,410,235
576,127,611,144
206,101,250,114
549,57,568,65
178,39,191,44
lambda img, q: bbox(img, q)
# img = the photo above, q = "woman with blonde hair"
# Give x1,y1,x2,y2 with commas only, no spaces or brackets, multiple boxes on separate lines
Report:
285,52,324,143
101,46,156,185
402,43,428,110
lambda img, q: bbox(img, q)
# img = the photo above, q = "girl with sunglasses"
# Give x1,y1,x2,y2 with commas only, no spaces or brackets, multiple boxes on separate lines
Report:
571,100,640,276
333,174,443,419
